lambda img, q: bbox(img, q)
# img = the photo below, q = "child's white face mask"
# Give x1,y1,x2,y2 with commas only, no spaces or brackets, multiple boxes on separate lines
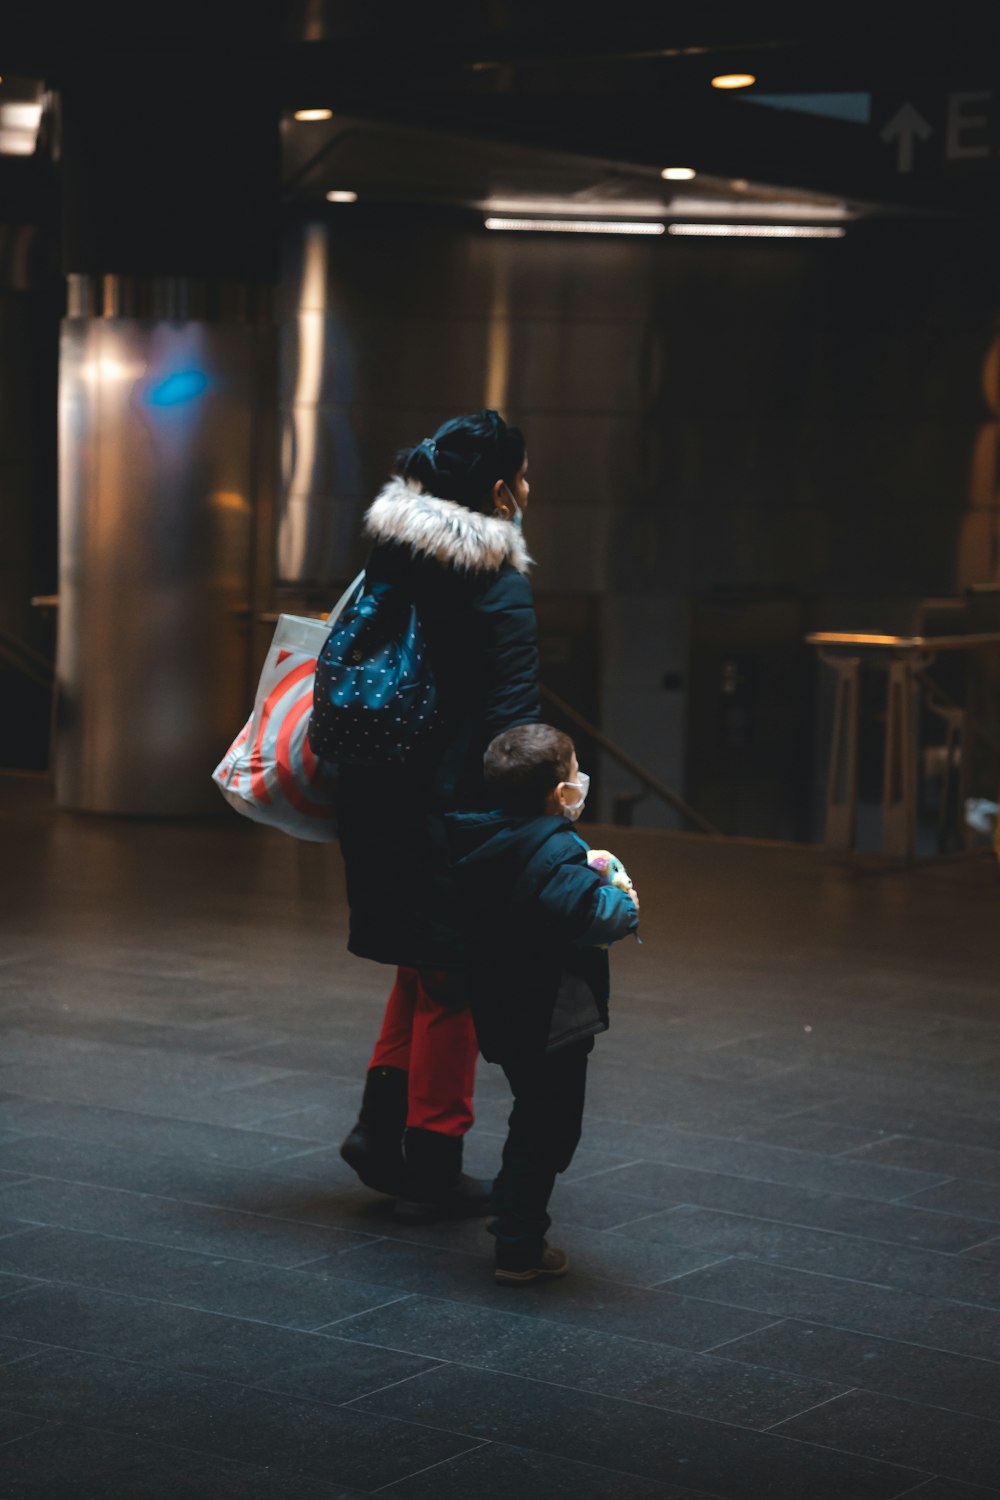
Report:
558,771,590,822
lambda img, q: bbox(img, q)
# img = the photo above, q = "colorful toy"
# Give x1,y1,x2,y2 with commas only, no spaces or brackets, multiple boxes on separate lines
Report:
586,848,634,894
586,848,638,947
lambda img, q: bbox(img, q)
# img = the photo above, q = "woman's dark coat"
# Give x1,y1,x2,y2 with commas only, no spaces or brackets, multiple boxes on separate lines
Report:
336,477,540,969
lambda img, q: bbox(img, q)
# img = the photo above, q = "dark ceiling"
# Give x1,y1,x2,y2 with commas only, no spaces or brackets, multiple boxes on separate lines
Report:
276,12,1000,219
5,6,1000,223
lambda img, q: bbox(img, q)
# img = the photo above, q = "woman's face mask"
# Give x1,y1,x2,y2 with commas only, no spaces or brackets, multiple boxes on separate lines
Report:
500,483,523,531
558,771,590,822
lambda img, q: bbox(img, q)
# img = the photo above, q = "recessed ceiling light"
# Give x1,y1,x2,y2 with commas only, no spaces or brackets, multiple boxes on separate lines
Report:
661,167,697,181
294,108,333,122
326,190,358,203
711,73,756,90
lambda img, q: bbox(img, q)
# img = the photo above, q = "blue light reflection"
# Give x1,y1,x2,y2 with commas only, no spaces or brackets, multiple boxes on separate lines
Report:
147,370,211,407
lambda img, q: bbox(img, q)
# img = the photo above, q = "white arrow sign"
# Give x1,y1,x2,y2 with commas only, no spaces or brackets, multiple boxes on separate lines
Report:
880,103,933,172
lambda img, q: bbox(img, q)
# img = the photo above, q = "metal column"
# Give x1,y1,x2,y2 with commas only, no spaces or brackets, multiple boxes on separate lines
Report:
54,279,275,814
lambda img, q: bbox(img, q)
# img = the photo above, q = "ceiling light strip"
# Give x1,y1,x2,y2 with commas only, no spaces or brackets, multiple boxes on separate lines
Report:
671,199,849,221
668,223,845,239
484,217,665,235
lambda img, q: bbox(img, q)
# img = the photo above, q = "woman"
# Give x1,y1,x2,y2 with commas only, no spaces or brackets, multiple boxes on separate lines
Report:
337,409,539,1222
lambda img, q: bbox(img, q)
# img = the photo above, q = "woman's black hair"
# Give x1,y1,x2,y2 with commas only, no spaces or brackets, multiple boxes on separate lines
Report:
395,409,526,513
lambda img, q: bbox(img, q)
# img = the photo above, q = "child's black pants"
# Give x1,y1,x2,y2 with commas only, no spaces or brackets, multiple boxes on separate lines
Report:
489,1037,594,1256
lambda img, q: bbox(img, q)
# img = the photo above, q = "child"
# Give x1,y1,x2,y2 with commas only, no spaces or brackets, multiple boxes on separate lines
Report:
447,723,639,1284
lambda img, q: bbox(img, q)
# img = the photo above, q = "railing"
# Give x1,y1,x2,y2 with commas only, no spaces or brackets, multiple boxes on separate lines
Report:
0,628,54,691
808,631,1000,860
538,684,721,835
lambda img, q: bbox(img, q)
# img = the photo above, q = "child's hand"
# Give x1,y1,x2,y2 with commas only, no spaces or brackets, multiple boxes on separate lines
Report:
627,884,640,913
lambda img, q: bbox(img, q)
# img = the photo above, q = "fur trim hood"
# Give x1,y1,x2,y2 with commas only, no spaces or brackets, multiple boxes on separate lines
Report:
364,477,532,576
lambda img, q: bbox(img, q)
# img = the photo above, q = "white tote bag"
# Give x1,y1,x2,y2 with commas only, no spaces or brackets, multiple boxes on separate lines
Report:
211,573,363,842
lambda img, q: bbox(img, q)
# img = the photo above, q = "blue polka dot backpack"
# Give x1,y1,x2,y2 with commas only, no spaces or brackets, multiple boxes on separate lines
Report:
307,574,441,765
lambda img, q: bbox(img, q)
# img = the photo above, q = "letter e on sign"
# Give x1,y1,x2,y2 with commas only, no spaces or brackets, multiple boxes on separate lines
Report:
946,92,992,160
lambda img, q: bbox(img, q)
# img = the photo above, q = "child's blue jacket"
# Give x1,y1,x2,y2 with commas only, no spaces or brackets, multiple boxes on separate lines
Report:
446,811,638,1062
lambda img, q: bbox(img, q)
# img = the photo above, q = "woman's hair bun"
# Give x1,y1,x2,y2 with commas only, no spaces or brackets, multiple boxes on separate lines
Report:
395,409,525,513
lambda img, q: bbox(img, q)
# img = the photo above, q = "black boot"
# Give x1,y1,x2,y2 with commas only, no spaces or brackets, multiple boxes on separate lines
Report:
340,1066,408,1196
394,1126,493,1223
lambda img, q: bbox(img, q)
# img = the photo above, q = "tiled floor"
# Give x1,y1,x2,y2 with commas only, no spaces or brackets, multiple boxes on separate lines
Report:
2,773,1000,1498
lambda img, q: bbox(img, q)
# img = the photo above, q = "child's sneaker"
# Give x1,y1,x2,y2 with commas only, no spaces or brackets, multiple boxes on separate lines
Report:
494,1240,569,1285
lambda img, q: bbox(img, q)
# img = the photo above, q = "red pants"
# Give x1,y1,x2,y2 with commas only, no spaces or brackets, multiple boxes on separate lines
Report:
369,966,479,1137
